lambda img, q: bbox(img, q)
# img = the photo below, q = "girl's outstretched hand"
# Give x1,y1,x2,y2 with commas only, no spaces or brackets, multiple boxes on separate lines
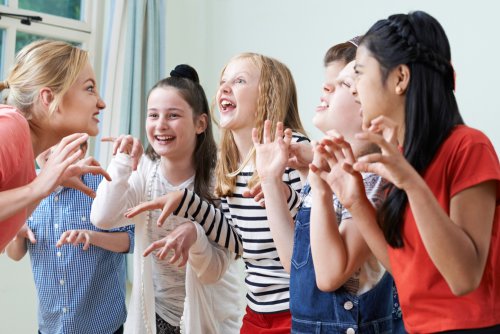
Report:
252,120,292,182
309,131,367,210
142,221,197,267
102,134,144,170
124,190,185,226
353,116,417,190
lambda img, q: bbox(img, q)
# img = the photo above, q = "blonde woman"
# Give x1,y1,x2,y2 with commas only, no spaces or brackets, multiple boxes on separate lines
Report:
0,40,109,252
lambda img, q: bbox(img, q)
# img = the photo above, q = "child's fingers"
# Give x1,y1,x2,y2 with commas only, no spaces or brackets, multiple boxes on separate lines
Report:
283,128,293,146
26,227,37,244
157,206,173,227
168,249,181,264
274,122,284,142
56,231,68,247
177,250,189,267
263,120,272,144
342,161,356,174
82,234,91,251
112,135,125,155
143,240,164,257
125,201,157,218
100,136,116,143
158,244,172,260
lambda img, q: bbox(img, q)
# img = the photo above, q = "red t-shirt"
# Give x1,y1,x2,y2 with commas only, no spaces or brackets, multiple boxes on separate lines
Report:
389,125,500,333
0,105,36,251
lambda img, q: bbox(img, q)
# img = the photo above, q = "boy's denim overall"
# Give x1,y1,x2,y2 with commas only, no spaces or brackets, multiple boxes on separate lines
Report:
289,186,405,334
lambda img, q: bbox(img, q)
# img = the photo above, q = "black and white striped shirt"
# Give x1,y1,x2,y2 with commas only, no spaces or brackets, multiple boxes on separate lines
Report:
174,133,309,313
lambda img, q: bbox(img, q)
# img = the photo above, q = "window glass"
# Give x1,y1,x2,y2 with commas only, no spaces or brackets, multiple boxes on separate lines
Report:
19,0,82,20
16,31,80,53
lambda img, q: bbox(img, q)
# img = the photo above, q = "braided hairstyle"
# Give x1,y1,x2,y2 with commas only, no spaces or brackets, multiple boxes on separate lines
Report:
145,64,217,204
360,11,464,247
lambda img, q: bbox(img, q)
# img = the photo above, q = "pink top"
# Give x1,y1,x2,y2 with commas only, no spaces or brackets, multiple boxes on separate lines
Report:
0,105,36,251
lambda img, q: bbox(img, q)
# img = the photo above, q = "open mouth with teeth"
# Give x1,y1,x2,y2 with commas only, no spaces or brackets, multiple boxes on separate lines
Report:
220,99,236,111
155,135,175,143
316,101,329,112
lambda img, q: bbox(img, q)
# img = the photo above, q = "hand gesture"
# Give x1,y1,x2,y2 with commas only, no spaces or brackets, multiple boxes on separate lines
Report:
310,132,367,210
142,222,197,266
61,156,111,198
102,134,144,170
288,141,313,171
307,140,331,193
252,120,292,182
14,224,37,244
242,182,291,207
353,116,417,190
125,190,185,226
56,229,92,250
32,133,90,198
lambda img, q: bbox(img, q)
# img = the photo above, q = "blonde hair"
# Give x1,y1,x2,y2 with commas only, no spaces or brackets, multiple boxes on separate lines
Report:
0,40,88,119
214,53,306,197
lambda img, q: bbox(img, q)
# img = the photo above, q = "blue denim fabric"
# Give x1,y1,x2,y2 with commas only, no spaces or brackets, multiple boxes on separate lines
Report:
290,194,406,334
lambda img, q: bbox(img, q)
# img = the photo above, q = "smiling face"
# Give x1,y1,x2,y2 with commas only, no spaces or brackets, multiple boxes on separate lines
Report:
216,57,261,132
55,62,105,136
313,60,346,132
314,61,362,143
146,86,206,160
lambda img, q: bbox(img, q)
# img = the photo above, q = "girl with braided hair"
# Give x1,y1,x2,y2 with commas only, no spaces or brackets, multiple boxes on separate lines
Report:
311,11,500,333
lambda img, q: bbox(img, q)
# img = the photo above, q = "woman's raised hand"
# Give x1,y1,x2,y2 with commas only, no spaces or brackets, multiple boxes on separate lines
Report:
34,133,110,199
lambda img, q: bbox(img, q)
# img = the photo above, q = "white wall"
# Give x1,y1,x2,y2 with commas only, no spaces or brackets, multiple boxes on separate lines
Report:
166,0,500,150
0,256,37,332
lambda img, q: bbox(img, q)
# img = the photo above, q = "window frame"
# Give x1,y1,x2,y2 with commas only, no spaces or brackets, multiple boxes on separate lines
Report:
0,0,96,79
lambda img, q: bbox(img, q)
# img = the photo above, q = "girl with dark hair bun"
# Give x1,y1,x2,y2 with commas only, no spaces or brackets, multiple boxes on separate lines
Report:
312,11,500,334
91,64,242,334
126,53,309,333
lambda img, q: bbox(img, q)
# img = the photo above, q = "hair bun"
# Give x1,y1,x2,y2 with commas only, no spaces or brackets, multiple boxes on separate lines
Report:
170,64,199,84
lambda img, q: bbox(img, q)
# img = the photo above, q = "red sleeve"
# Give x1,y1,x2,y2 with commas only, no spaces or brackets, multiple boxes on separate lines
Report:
0,109,31,186
448,128,500,199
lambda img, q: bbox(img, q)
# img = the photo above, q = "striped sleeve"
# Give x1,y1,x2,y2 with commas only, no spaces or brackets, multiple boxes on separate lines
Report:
174,189,243,255
284,131,309,216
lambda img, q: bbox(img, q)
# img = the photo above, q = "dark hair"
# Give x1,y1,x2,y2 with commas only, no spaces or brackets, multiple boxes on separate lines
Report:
145,64,217,204
323,40,358,66
360,11,463,247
